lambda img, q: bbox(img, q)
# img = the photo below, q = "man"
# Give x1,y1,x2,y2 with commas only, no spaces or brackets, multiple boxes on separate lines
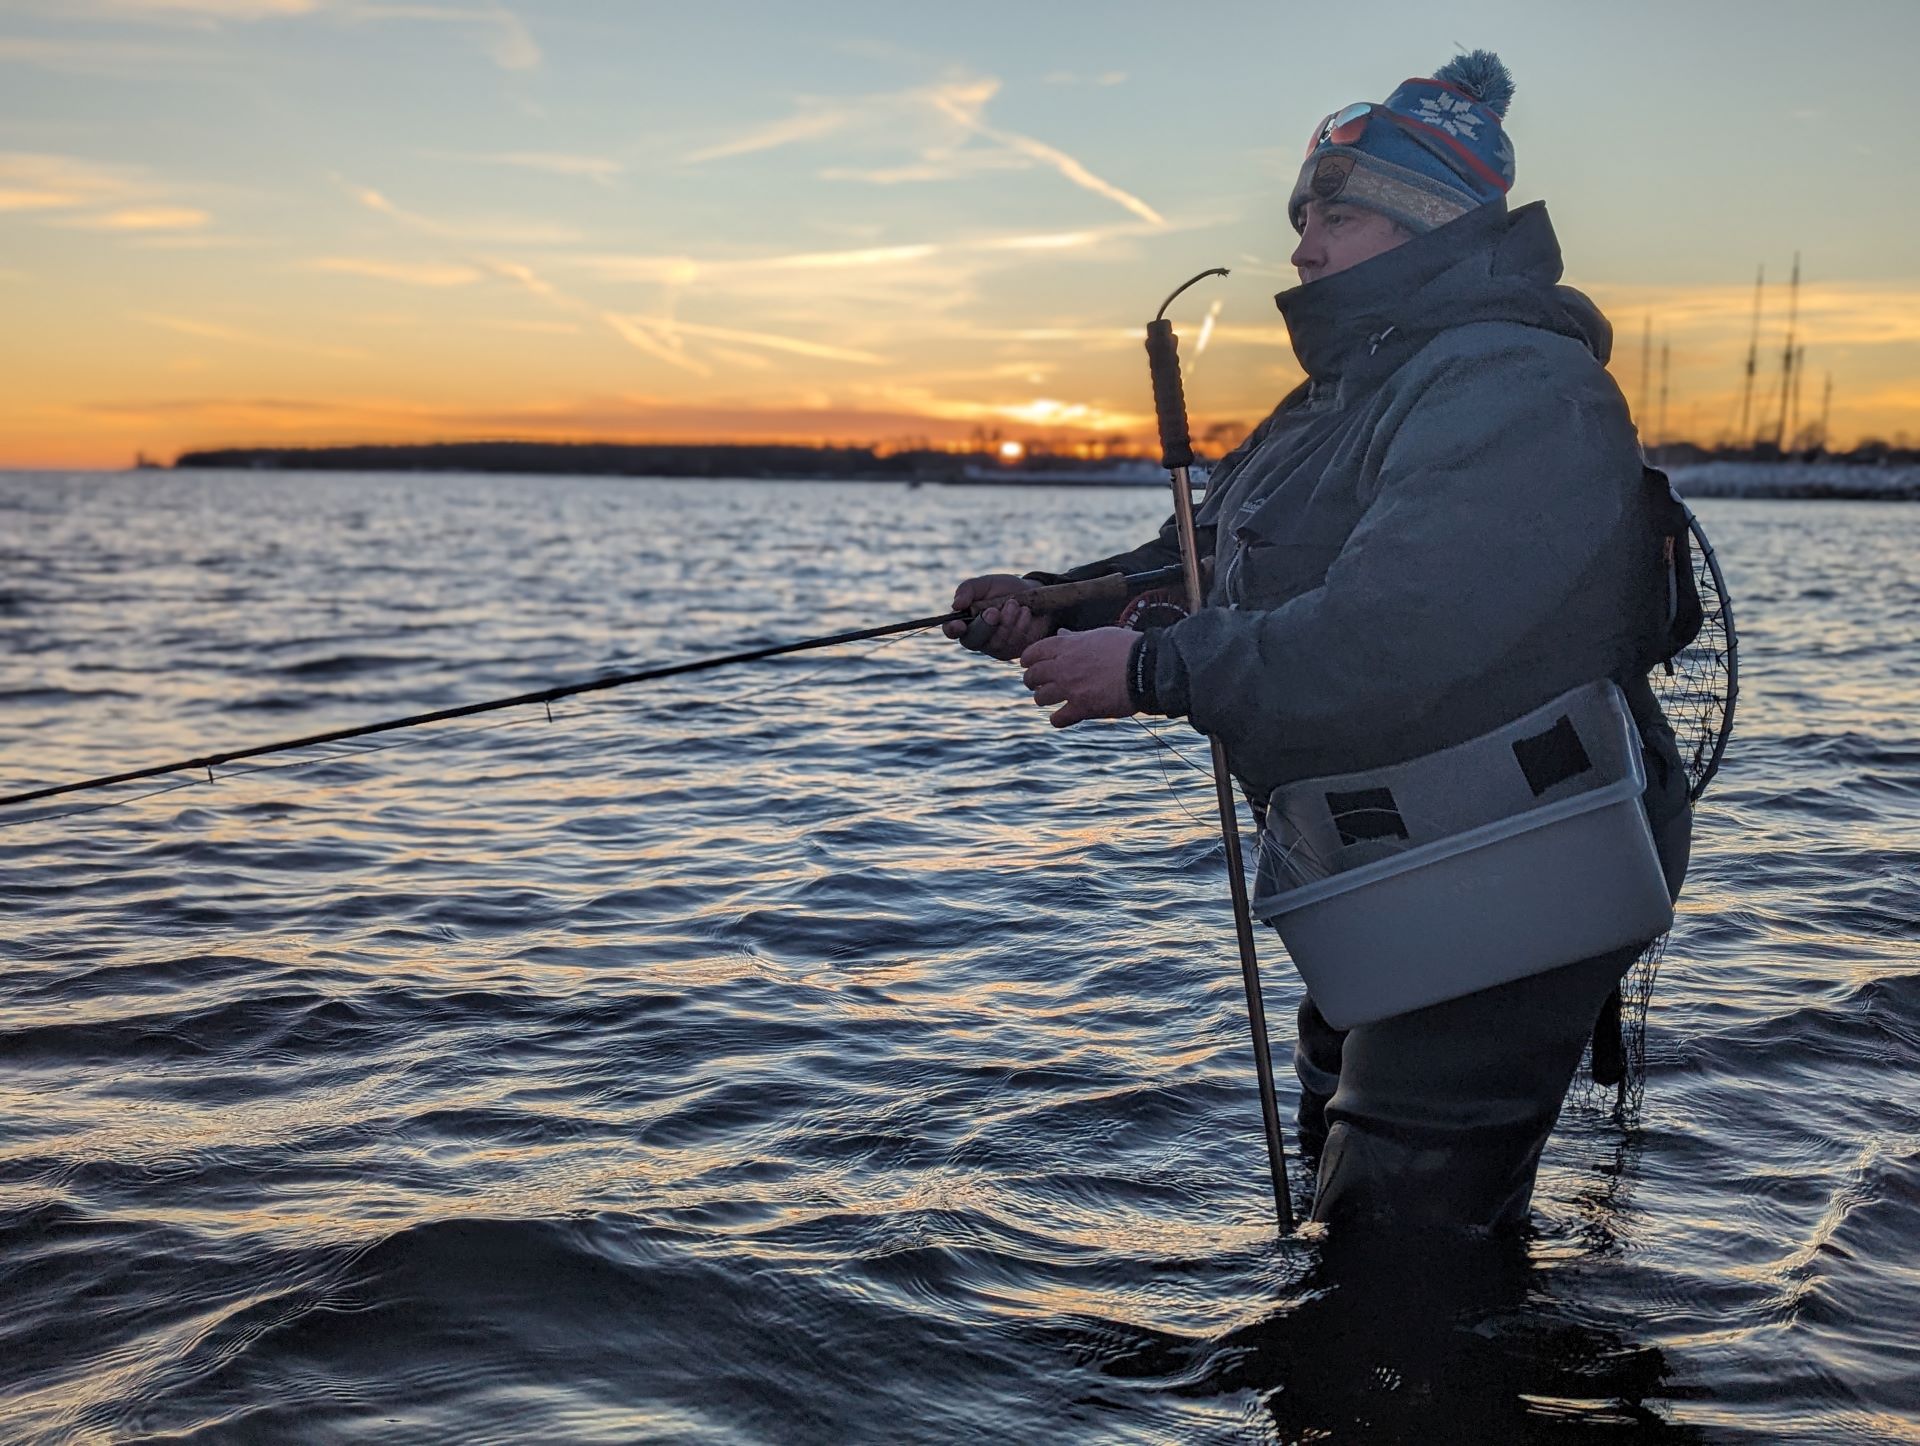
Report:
944,51,1691,1232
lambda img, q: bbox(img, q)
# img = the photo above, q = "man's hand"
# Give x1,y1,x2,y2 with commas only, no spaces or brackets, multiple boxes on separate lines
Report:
944,574,1051,660
1019,627,1140,728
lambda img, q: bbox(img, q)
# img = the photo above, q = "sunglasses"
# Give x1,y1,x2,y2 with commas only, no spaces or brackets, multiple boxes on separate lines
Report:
1307,101,1389,155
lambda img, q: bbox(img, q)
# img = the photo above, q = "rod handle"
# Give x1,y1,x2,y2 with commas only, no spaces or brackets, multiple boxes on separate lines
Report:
1146,319,1194,471
961,562,1200,623
1018,572,1130,615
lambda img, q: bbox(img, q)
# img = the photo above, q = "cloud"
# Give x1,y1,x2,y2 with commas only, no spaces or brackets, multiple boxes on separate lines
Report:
453,151,622,184
840,380,1146,433
350,184,407,220
136,311,365,360
63,0,319,16
818,150,1030,186
684,105,858,164
685,73,1165,226
476,318,581,335
128,232,268,249
75,396,361,427
0,151,218,235
573,219,1163,287
609,316,887,366
552,219,1175,355
343,182,576,244
477,4,537,70
0,187,80,212
744,243,942,271
1578,281,1920,350
344,3,540,71
925,322,1139,346
0,152,141,208
700,345,776,372
340,181,905,377
309,256,486,285
0,34,223,72
924,80,1163,226
601,314,711,375
82,1,544,70
66,389,1147,448
58,205,210,230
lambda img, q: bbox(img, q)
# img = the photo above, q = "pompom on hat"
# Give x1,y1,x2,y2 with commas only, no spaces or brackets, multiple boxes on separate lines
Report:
1289,50,1517,236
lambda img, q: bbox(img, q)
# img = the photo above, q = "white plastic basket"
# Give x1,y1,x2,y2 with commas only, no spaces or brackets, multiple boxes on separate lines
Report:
1251,681,1673,1030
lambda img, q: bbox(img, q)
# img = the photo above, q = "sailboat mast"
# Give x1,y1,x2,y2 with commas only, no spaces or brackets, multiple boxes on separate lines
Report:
1773,252,1800,450
1639,314,1652,438
1659,337,1670,458
1739,264,1763,447
1790,343,1807,452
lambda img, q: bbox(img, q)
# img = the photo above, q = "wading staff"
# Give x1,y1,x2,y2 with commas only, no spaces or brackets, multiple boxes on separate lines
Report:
0,564,1190,812
1147,269,1296,1233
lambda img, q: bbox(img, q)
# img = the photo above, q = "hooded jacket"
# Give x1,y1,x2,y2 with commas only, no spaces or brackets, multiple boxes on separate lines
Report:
1045,201,1686,823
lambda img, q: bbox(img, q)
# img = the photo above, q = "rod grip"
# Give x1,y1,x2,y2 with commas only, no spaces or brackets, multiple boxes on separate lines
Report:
1145,319,1193,471
1018,572,1130,616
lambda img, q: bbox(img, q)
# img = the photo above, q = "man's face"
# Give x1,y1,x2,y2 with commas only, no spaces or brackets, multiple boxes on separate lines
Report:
1290,200,1411,284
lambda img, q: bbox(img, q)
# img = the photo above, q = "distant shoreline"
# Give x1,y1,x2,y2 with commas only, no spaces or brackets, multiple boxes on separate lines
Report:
166,441,1102,485
70,441,1920,500
1661,460,1920,502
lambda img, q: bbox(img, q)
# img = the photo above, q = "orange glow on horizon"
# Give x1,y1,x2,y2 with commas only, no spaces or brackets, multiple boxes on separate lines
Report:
4,14,1918,471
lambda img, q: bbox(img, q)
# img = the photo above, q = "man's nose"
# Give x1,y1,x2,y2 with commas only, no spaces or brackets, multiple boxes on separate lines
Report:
1291,232,1318,272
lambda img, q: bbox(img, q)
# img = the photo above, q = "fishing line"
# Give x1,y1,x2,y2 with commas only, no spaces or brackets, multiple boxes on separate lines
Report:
0,611,966,818
630,617,941,716
10,774,208,829
1129,717,1217,832
0,620,951,831
2,563,1191,820
2,707,545,829
1130,717,1323,882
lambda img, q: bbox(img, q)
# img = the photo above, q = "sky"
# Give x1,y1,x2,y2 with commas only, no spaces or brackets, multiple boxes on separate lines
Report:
2,0,1918,469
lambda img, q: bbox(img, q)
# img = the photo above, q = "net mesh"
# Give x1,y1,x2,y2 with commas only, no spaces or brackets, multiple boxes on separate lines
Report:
1591,505,1736,1116
1654,509,1739,804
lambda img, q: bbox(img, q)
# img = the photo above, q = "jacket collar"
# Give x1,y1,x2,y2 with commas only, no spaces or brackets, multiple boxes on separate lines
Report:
1274,200,1572,386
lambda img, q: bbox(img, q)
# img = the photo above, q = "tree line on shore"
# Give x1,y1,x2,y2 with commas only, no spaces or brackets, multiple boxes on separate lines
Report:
168,435,1920,478
172,441,1020,479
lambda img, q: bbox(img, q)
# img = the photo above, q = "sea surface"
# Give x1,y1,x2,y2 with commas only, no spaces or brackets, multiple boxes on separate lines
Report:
1,469,1916,1444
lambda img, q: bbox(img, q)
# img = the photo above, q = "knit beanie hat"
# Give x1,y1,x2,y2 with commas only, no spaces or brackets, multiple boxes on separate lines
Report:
1289,50,1516,236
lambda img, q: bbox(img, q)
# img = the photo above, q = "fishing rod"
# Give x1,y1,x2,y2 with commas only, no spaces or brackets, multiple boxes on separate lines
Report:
0,563,1189,812
1148,267,1297,1234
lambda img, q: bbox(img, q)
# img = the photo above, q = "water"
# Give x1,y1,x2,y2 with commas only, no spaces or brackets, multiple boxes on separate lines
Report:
2,470,1916,1443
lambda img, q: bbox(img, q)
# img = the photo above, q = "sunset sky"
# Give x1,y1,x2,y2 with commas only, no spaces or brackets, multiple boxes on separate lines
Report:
3,0,1918,468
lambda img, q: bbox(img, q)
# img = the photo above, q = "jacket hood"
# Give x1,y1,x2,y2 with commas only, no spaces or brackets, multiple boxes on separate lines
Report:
1274,201,1612,383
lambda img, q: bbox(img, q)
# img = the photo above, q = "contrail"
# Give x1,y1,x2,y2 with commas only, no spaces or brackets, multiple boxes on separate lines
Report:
927,85,1164,227
601,314,713,375
1194,298,1222,357
344,181,890,373
610,315,886,366
685,107,855,163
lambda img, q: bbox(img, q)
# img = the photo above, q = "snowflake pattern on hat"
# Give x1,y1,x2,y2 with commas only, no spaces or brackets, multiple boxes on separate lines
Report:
1415,92,1483,139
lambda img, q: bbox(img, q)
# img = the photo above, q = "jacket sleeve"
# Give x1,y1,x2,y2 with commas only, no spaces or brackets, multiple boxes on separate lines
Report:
1148,341,1640,755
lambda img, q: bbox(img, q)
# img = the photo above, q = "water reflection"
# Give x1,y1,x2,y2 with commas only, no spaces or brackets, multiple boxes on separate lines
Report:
5,479,1919,1441
1194,1228,1704,1443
